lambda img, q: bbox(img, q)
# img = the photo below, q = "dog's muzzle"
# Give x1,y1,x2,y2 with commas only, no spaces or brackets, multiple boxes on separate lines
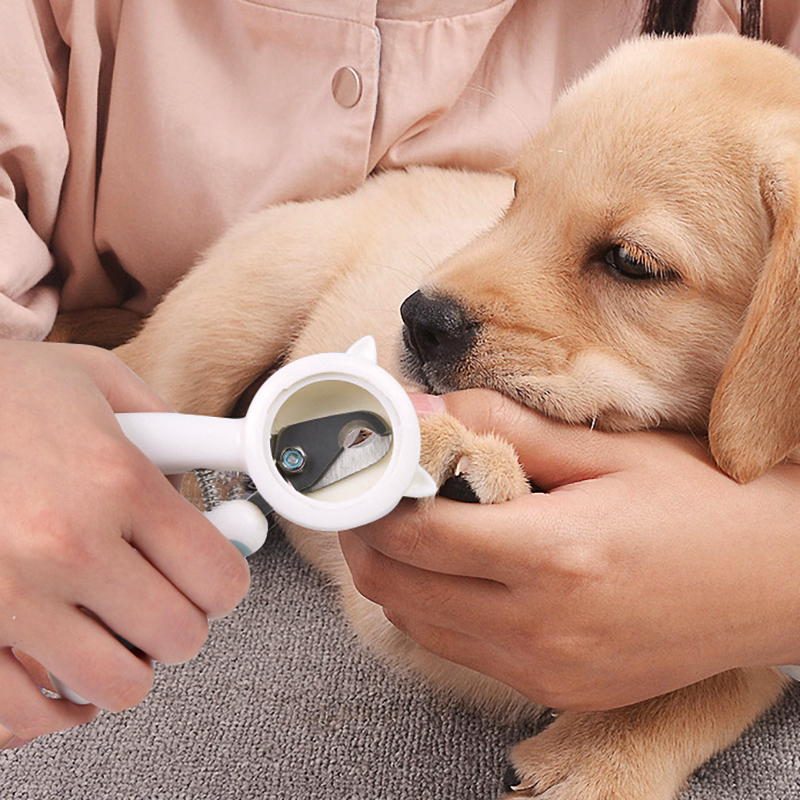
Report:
400,290,477,390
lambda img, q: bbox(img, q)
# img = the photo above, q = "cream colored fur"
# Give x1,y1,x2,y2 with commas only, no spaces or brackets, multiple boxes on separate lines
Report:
111,35,800,800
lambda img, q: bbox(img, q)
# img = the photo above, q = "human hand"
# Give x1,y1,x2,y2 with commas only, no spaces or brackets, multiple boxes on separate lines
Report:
0,341,250,747
339,389,800,711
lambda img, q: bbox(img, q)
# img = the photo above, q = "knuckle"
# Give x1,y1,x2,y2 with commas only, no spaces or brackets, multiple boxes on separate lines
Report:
101,662,154,712
553,542,605,587
534,512,610,586
512,626,595,708
350,562,378,602
98,441,153,501
84,344,120,369
452,387,515,435
19,509,92,574
519,663,573,709
385,515,426,564
348,548,387,605
544,631,585,671
211,552,251,613
159,611,209,664
13,713,51,742
481,388,516,429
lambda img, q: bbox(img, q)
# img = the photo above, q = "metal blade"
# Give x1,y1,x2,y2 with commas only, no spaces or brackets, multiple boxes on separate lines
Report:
271,410,392,493
309,427,392,491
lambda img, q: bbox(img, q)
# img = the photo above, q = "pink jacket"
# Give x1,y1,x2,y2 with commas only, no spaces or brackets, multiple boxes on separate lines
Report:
3,0,800,340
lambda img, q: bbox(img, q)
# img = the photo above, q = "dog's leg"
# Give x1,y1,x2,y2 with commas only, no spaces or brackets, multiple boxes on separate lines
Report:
503,667,787,800
46,308,144,348
114,203,357,415
418,414,531,503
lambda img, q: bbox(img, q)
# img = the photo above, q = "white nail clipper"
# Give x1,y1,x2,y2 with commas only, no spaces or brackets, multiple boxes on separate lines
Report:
50,336,437,704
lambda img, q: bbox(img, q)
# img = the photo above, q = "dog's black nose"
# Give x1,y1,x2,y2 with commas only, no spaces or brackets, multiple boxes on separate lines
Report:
400,290,477,366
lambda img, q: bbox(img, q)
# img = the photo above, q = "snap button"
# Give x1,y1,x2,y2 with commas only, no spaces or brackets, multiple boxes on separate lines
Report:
332,66,362,108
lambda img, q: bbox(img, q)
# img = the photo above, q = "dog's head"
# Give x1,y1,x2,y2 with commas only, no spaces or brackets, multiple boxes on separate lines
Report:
401,34,800,483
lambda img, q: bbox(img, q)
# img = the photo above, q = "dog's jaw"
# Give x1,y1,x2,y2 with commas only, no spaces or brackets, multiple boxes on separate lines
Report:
501,350,678,431
400,320,687,434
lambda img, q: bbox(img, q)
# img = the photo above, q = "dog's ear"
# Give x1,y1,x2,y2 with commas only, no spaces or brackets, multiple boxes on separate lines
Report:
709,161,800,483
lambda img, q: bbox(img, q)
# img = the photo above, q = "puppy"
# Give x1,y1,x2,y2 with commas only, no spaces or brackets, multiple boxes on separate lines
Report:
114,34,800,800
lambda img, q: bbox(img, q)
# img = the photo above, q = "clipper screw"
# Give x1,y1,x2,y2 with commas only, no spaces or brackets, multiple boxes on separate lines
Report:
279,446,307,474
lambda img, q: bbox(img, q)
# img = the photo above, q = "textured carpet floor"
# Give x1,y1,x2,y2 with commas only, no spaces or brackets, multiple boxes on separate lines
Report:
3,528,800,799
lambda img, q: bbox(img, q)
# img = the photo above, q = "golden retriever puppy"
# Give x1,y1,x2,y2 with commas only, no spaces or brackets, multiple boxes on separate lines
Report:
115,34,800,800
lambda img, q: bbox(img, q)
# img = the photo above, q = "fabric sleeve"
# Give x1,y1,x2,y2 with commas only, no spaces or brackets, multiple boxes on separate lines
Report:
0,1,70,340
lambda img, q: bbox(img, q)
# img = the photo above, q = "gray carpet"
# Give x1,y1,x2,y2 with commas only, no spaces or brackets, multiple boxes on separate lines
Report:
3,527,800,799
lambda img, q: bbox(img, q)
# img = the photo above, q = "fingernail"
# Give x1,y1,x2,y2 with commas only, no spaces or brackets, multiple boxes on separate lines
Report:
409,393,446,417
2,737,31,750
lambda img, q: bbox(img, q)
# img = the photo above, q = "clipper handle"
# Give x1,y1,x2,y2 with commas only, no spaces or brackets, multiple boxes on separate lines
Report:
44,414,272,705
115,411,268,553
116,413,247,474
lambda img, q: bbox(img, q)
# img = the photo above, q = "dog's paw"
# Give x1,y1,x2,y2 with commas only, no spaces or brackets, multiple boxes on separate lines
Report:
498,711,685,800
418,414,529,504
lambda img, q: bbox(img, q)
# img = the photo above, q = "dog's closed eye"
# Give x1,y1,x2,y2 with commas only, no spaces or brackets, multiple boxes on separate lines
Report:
602,243,679,283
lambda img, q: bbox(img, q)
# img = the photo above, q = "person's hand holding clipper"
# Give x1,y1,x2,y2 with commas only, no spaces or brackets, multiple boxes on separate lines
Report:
0,341,250,748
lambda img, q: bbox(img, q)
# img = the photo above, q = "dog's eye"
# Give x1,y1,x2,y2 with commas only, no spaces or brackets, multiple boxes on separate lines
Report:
604,245,657,280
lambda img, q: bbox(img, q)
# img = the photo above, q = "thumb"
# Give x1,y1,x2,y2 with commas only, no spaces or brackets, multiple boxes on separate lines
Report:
413,389,630,491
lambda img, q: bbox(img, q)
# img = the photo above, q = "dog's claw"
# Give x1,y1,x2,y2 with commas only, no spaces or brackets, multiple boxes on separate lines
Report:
503,765,523,792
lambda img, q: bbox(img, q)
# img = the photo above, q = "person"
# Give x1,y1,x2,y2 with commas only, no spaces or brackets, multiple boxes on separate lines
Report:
2,0,800,751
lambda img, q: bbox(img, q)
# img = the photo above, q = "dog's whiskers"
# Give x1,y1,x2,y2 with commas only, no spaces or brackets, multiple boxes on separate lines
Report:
367,257,432,284
408,244,440,272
